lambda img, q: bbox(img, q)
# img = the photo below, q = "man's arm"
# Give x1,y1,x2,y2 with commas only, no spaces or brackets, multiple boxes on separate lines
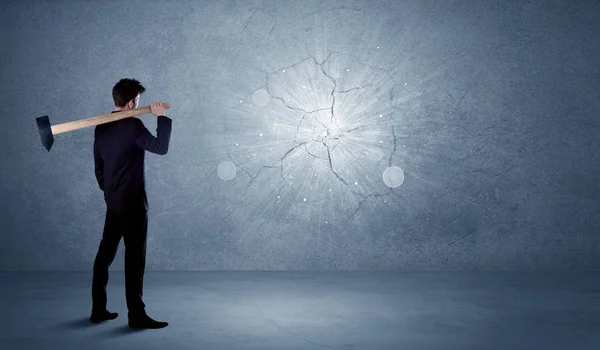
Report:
94,137,104,191
134,116,172,155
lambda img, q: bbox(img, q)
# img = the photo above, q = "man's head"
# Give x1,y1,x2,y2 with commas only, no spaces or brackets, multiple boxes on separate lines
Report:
112,78,146,110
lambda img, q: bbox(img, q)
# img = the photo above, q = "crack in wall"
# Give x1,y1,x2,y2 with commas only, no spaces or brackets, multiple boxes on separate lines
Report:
240,8,278,46
274,51,403,215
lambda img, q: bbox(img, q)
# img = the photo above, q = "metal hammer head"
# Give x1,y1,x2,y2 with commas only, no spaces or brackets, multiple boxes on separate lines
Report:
36,115,54,151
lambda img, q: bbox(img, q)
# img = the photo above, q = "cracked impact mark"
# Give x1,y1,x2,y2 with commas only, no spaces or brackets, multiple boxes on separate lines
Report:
225,50,408,223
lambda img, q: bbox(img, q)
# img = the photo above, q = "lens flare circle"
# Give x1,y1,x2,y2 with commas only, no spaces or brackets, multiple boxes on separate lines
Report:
218,161,237,181
252,89,270,107
383,166,404,188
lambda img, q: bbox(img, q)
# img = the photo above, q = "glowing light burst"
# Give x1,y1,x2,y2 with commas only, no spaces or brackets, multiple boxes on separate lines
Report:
226,52,403,227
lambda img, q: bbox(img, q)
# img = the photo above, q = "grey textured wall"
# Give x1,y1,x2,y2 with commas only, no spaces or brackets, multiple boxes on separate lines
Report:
0,0,598,271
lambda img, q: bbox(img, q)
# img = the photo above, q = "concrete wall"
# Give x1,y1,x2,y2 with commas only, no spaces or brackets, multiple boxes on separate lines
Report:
1,0,598,270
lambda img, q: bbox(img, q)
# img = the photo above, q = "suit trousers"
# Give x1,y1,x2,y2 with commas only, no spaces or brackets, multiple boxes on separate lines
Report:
91,207,148,315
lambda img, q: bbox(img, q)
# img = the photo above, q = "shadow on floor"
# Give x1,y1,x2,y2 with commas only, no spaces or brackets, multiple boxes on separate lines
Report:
112,325,146,335
53,317,95,330
89,325,147,338
52,316,148,337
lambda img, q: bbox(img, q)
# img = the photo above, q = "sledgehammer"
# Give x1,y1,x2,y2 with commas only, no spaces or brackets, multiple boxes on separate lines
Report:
36,102,170,151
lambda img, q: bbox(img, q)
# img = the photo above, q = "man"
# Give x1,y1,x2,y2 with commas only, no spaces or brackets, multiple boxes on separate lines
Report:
90,78,172,329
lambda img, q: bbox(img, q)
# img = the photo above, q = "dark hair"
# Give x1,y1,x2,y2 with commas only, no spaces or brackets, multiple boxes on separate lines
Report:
112,78,146,107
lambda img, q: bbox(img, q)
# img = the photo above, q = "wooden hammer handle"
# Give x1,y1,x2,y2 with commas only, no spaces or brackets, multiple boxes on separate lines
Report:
51,102,170,135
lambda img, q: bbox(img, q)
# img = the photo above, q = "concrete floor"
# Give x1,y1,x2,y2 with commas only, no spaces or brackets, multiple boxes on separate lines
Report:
0,271,599,350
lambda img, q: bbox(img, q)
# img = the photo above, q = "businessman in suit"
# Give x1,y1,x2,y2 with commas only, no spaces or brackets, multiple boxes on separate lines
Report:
90,78,172,329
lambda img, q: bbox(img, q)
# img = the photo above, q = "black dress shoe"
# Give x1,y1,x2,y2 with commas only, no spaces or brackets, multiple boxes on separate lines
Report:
128,313,169,329
90,310,119,323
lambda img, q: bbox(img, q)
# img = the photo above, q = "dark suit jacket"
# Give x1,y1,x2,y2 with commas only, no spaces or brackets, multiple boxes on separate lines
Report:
94,111,172,213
